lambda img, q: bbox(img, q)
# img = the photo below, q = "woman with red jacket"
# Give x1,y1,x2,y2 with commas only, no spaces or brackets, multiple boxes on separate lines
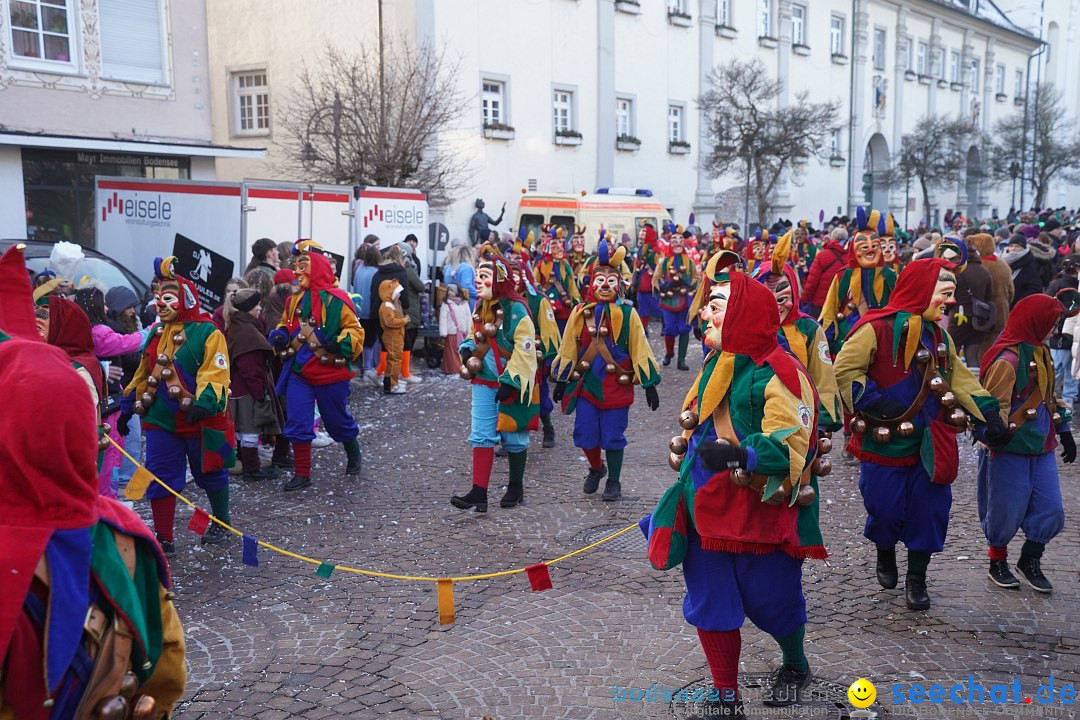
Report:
802,227,850,317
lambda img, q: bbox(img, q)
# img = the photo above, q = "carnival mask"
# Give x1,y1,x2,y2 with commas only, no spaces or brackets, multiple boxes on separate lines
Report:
922,271,957,322
571,236,585,253
551,241,566,261
770,278,794,325
671,237,685,254
35,306,49,340
591,267,621,303
295,256,312,290
155,280,182,322
751,241,766,260
881,239,897,263
703,287,729,350
477,264,495,301
853,234,882,269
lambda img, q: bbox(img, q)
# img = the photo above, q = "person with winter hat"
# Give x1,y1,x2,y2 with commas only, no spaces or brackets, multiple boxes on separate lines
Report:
970,233,1014,361
1002,234,1045,306
802,227,849,318
377,278,410,395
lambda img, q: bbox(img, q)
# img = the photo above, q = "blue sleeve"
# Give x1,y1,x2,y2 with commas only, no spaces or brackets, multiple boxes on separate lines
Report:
851,380,883,411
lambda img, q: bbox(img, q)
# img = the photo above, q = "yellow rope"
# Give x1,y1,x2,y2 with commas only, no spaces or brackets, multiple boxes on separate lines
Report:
107,436,638,582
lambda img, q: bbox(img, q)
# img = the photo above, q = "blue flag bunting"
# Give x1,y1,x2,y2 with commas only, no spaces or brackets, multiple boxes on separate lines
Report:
242,534,259,567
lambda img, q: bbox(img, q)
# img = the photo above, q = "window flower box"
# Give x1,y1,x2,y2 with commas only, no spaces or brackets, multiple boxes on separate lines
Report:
937,79,948,89
995,92,1008,102
1014,96,1026,106
668,10,692,27
950,82,963,91
616,135,641,151
759,35,779,49
832,53,849,65
905,70,917,81
793,43,811,56
716,24,737,39
669,140,691,155
483,123,515,140
918,74,932,85
829,156,846,168
615,0,641,14
555,130,583,146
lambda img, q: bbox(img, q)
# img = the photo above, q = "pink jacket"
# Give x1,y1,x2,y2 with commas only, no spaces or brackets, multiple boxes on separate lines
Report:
90,324,144,357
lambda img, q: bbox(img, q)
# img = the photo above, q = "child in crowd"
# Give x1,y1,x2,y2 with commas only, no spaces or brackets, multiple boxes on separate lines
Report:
438,283,470,375
378,278,409,394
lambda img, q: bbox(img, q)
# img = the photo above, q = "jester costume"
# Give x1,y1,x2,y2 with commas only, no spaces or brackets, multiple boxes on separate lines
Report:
878,213,903,275
743,230,770,277
269,241,364,492
818,207,898,357
641,269,826,715
568,227,588,292
632,224,662,331
977,293,1076,592
0,247,186,717
834,258,1004,610
653,234,698,370
551,239,661,502
451,244,540,512
122,257,235,553
689,250,742,358
533,229,580,334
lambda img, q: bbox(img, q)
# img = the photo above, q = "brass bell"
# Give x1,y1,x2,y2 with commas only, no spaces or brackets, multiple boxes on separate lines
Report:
940,391,956,407
459,366,474,380
1025,407,1038,420
285,347,296,358
668,452,683,471
1053,412,1063,424
131,695,158,720
304,316,316,327
679,410,699,430
308,338,321,350
465,356,484,374
599,325,610,337
98,435,111,451
897,420,916,437
160,367,173,380
93,694,128,720
102,423,112,435
1028,360,1039,373
166,385,182,399
835,312,846,323
319,355,332,365
812,456,832,476
472,313,482,323
571,371,582,381
180,397,193,410
474,331,485,342
154,326,164,336
577,360,592,373
334,357,346,368
156,353,170,366
669,435,689,455
605,363,617,374
678,288,689,296
914,348,931,365
929,376,945,394
146,376,159,388
482,323,498,338
141,392,154,406
796,484,817,506
730,468,752,487
617,373,633,385
535,349,545,361
583,307,593,319
846,301,858,312
852,417,867,435
817,436,832,454
763,486,786,505
1008,421,1018,432
119,672,138,700
172,332,185,345
588,324,598,335
133,401,145,415
949,407,968,427
871,426,892,444
936,342,948,360
495,308,504,319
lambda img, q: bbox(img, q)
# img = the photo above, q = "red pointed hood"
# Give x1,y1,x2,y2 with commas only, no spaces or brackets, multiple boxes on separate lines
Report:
0,245,40,340
47,296,104,397
981,293,1064,377
722,271,804,395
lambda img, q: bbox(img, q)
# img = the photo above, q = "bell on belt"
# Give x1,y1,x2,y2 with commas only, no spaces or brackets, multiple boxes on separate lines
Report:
678,288,689,296
308,338,320,350
583,307,593,319
160,367,173,380
914,348,931,365
319,355,332,365
871,426,891,444
172,332,185,345
571,371,582,381
141,392,154,406
133,401,145,415
599,325,610,337
1028,360,1038,373
679,410,699,430
472,313,482,323
1053,412,1063,424
817,436,833,454
669,435,688,455
465,356,484,374
812,456,832,476
93,694,128,720
949,407,968,426
131,695,158,720
605,363,617,374
617,373,633,385
897,420,916,437
459,366,474,380
154,325,164,336
796,484,817,506
156,353,170,366
588,324,598,335
835,312,846,323
119,672,138,700
482,323,498,338
668,452,683,471
334,357,346,368
474,331,485,342
285,347,296,358
98,435,110,451
763,486,786,505
577,360,592,373
852,417,867,435
936,342,948,360
846,301,858,312
146,375,159,388
1024,407,1038,420
535,349,544,360
180,397,193,410
495,308,504,319
940,391,956,407
1008,421,1018,432
730,468,752,487
167,385,183,399
929,376,945,394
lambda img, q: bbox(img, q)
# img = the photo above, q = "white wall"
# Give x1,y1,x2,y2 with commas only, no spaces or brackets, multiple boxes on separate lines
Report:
0,147,26,238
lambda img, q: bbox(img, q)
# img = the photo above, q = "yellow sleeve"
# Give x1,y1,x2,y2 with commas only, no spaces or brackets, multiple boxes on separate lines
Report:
195,328,230,413
277,294,299,331
536,295,562,356
833,323,878,413
627,309,661,387
981,359,1015,425
759,372,815,487
123,350,152,399
139,584,187,712
502,310,538,398
336,300,365,360
945,339,990,422
552,305,585,382
818,275,841,333
805,324,842,428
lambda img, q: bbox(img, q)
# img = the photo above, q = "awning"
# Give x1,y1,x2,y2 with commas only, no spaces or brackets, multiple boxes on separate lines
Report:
0,130,266,159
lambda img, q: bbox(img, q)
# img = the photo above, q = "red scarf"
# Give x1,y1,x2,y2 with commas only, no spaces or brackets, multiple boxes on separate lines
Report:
980,294,1063,378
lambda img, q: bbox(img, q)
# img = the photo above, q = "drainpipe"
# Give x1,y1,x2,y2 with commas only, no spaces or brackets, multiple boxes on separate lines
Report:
845,0,857,216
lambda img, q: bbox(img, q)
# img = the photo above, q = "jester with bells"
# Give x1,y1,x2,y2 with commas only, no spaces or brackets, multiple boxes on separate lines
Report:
269,240,364,492
551,238,661,502
533,227,580,333
834,258,1005,611
121,256,234,554
451,244,539,512
653,231,698,371
642,261,828,715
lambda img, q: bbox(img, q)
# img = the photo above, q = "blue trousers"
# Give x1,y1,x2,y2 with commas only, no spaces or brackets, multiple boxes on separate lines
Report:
859,461,951,554
1051,348,1078,406
572,400,629,450
144,429,228,500
284,378,358,444
977,449,1065,547
662,307,691,337
681,528,806,635
539,374,554,418
117,413,142,486
468,383,529,453
637,291,662,320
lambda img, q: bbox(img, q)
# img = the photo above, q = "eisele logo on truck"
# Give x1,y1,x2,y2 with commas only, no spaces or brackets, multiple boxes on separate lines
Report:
101,191,173,226
363,202,424,229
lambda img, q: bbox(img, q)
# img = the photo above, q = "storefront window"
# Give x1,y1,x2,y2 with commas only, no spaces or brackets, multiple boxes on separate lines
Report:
22,148,189,247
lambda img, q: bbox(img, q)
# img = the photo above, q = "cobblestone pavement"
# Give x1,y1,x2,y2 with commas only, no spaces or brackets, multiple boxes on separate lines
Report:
159,335,1080,720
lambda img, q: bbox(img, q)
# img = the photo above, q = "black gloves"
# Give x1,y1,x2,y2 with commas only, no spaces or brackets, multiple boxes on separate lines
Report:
1060,431,1076,463
698,440,750,472
116,413,132,437
495,382,517,403
552,382,567,403
983,415,1012,447
186,406,211,426
460,347,473,365
867,398,907,420
645,386,660,412
314,329,339,353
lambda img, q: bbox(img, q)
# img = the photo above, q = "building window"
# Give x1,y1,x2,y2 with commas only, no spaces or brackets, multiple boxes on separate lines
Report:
616,96,635,138
901,38,912,71
937,47,947,79
791,4,806,46
995,63,1005,94
830,15,845,56
971,57,980,88
99,0,165,84
553,88,575,133
232,70,270,136
830,128,843,158
7,0,75,67
1015,69,1024,97
872,28,886,70
668,104,685,143
949,50,960,84
917,41,928,75
667,0,688,13
481,79,506,126
717,0,731,25
759,0,772,37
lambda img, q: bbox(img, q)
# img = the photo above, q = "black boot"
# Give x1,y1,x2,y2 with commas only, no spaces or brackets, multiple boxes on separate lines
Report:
988,559,1021,589
583,464,607,494
501,451,527,508
283,474,311,491
662,354,673,367
156,534,175,557
876,546,898,589
500,481,524,508
344,439,362,476
602,479,621,501
383,376,392,394
239,447,278,481
1017,554,1053,593
905,572,931,610
542,424,556,448
271,436,294,469
450,484,488,512
763,663,813,707
201,523,230,545
677,360,690,371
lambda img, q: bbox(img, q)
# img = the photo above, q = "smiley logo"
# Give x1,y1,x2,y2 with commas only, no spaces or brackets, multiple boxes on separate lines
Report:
848,678,876,708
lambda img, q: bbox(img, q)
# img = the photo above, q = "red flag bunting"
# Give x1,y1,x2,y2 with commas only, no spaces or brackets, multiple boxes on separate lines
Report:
187,508,211,535
526,563,553,592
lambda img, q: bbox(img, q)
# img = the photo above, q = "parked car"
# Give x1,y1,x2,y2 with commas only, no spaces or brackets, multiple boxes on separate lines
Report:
0,239,149,302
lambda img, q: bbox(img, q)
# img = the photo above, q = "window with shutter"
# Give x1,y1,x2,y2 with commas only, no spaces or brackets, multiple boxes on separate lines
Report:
98,0,165,84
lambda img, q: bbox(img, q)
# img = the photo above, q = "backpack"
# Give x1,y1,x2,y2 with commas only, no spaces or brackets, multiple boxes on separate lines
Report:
970,297,996,334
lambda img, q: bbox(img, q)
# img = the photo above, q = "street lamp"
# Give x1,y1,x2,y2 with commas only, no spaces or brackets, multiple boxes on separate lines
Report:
300,91,346,183
1009,161,1020,212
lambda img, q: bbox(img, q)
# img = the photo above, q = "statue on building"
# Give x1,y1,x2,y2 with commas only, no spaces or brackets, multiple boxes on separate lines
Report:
970,97,981,128
874,76,888,118
468,198,505,246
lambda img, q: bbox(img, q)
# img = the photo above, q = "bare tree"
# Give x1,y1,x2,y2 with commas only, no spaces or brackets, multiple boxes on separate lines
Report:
698,58,840,224
891,115,976,222
990,83,1080,210
277,41,470,203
